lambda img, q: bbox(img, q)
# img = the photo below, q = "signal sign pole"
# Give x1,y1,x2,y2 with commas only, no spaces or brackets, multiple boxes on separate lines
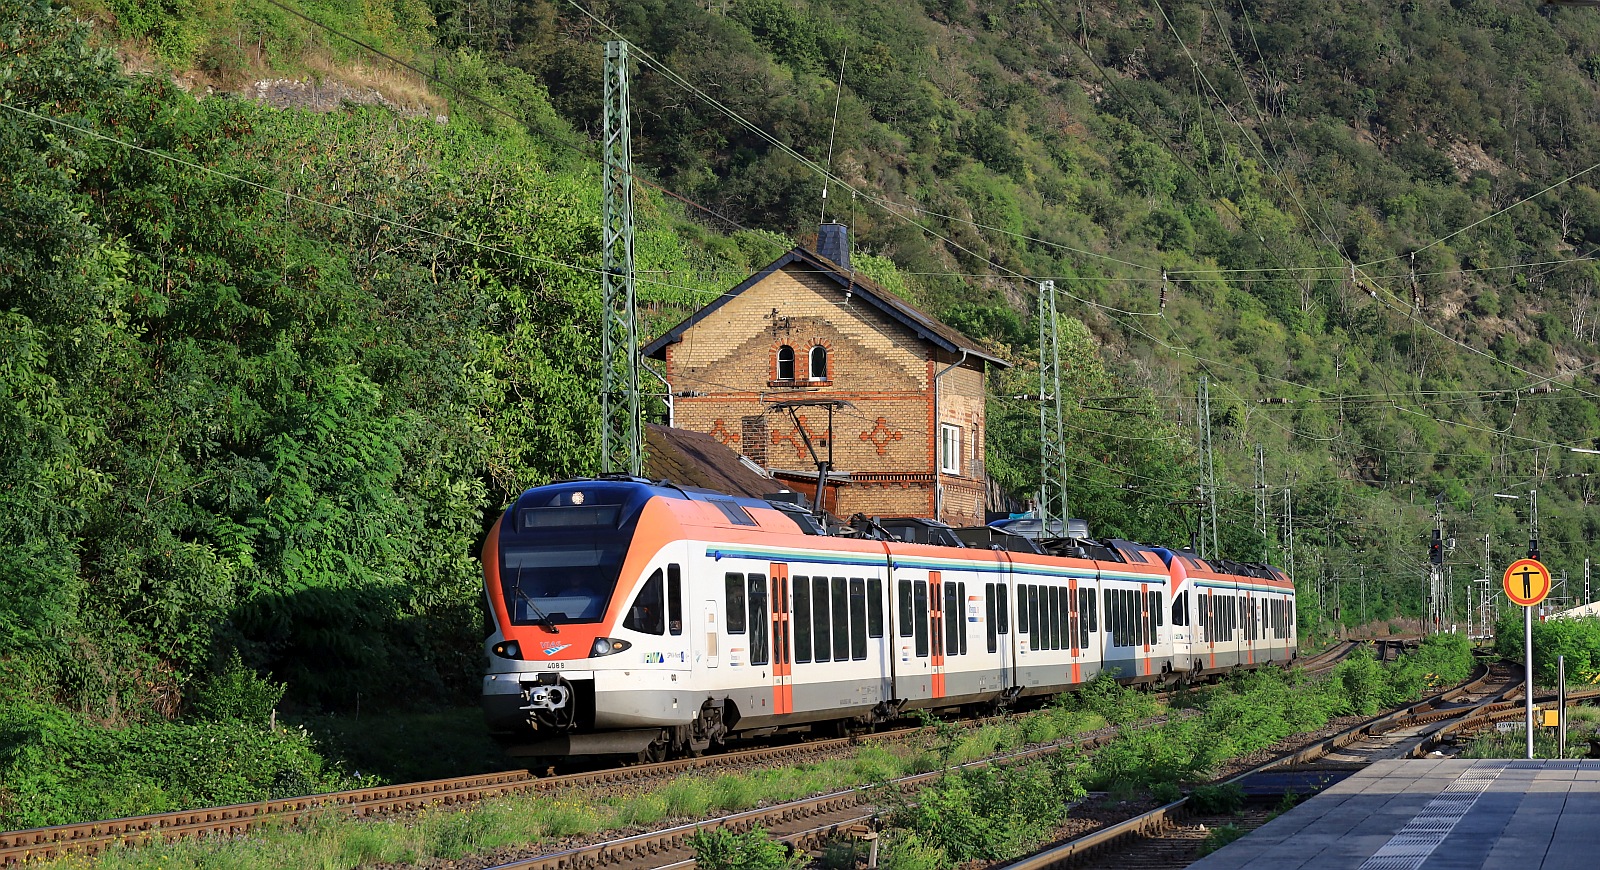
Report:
1504,556,1552,759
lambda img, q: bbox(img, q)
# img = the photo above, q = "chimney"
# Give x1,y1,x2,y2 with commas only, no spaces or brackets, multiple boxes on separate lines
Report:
817,221,849,270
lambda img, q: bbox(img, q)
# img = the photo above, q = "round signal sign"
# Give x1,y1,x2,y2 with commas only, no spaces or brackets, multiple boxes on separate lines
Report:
1502,558,1552,607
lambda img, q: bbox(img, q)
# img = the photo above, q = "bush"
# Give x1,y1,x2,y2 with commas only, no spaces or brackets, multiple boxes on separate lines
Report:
189,650,285,725
687,827,807,870
889,753,1086,863
0,702,353,829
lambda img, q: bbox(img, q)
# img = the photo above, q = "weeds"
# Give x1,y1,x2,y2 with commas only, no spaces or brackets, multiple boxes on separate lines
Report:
1196,823,1245,857
687,827,807,870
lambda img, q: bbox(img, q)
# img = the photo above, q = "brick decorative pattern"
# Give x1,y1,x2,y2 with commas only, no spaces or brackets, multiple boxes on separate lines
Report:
709,418,738,446
662,261,992,527
858,417,905,456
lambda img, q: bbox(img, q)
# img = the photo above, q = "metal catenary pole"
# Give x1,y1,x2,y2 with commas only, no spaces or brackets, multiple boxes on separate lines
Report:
1037,281,1068,531
600,40,641,476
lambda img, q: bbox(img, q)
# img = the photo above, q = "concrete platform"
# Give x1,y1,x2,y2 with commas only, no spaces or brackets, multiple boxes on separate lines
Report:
1191,758,1600,870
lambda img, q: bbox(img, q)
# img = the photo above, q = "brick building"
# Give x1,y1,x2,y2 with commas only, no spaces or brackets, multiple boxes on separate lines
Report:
642,223,1008,527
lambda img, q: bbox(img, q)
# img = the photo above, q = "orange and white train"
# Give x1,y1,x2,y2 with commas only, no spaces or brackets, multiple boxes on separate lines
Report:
480,478,1297,760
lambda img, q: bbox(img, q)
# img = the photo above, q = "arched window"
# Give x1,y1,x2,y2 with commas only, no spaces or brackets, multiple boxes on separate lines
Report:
809,345,828,381
776,345,795,381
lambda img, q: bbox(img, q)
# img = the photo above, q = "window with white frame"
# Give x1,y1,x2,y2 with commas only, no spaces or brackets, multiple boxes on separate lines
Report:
939,424,961,475
809,345,828,380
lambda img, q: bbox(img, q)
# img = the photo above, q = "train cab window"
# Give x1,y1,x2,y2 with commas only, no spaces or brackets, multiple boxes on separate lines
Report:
623,569,666,635
832,577,850,661
850,578,868,660
812,576,831,662
867,578,884,638
944,582,961,656
898,580,914,638
794,577,813,662
1171,592,1187,627
913,580,930,657
668,564,683,635
997,585,1009,635
985,583,998,653
725,573,746,633
748,575,769,666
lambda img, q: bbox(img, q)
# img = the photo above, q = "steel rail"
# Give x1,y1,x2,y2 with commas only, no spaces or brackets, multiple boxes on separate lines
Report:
992,662,1509,870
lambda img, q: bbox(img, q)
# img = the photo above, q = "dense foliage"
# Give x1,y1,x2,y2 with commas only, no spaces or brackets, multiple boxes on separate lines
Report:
1494,612,1600,685
0,0,1594,829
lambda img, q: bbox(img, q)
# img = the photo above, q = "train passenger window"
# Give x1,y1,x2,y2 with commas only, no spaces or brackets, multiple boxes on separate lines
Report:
793,577,812,663
668,564,683,636
1086,589,1097,635
850,578,868,660
748,575,768,666
1028,585,1041,652
867,578,884,638
913,581,929,657
1078,588,1090,649
725,573,746,634
1049,587,1062,651
898,580,914,638
832,577,850,662
997,585,1009,635
1016,584,1029,635
624,569,666,635
985,583,998,653
957,582,968,655
1154,591,1164,628
812,576,831,662
1103,589,1115,646
1052,587,1064,650
944,582,961,656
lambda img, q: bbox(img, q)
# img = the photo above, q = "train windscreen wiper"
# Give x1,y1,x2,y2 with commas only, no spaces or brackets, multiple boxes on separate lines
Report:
510,565,560,634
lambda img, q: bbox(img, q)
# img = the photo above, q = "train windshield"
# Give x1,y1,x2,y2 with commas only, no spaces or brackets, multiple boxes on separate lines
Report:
499,484,651,628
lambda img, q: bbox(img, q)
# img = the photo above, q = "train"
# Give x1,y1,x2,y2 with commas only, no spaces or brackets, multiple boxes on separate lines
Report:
480,477,1297,761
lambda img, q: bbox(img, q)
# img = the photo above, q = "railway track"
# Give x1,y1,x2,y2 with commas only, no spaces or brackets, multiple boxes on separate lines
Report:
996,664,1600,870
0,705,1104,866
0,643,1439,869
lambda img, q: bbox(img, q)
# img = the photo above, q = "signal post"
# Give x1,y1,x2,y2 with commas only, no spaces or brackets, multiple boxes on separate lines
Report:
1503,557,1552,759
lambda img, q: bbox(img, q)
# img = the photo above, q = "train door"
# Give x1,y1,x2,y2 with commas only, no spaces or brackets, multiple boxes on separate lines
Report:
1205,588,1215,671
893,569,934,701
1139,583,1151,678
769,564,793,715
1068,578,1082,684
1244,591,1255,666
929,571,946,698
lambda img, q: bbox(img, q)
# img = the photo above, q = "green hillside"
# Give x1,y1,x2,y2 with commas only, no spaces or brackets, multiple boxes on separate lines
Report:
4,0,1600,827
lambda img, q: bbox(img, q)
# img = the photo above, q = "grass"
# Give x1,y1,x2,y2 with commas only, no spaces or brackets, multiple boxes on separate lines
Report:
35,705,1112,870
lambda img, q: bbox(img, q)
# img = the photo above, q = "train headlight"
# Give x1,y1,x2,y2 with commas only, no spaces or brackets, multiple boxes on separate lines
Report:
589,637,631,657
492,640,523,660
